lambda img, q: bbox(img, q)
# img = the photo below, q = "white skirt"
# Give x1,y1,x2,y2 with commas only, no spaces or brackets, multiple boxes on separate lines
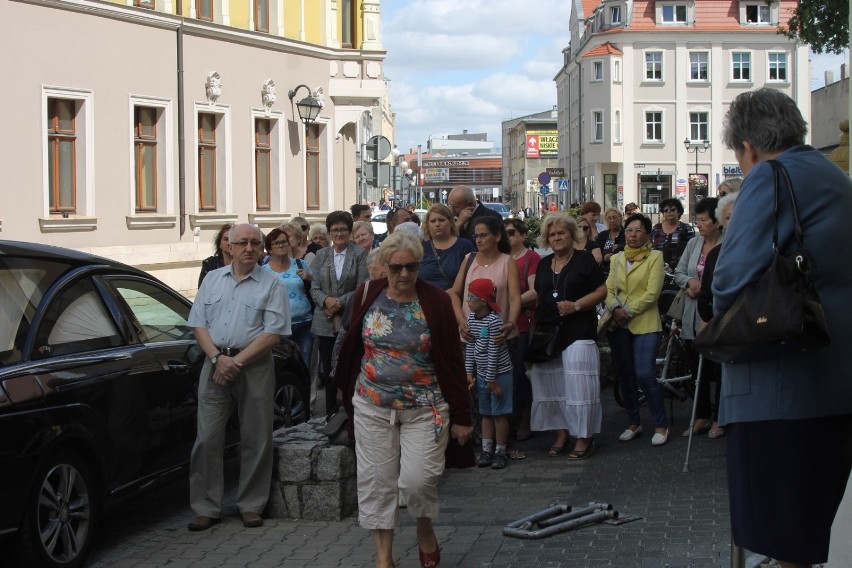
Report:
530,339,602,438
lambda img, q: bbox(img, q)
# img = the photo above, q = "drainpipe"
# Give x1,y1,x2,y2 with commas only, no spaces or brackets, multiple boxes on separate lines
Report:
177,4,186,237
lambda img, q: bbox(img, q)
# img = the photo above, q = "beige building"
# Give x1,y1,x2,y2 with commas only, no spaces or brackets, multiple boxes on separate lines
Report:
1,0,388,295
556,0,809,221
502,109,561,214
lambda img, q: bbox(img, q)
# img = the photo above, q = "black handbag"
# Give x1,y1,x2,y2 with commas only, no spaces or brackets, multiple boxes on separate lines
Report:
693,160,830,364
524,323,563,363
322,411,353,447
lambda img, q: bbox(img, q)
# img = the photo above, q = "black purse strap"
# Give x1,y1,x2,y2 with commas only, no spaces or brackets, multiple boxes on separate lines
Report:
769,160,809,274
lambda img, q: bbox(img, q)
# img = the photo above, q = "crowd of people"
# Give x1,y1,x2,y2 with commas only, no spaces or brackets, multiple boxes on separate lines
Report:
189,90,852,568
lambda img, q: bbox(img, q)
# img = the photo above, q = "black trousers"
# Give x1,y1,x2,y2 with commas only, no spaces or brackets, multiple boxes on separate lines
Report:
318,335,339,417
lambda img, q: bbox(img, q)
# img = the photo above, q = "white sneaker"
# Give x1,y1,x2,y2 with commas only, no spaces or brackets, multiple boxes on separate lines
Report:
618,426,642,441
651,429,669,446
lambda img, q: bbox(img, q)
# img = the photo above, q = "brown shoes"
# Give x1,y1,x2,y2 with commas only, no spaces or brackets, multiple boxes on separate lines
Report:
241,511,263,528
187,515,219,531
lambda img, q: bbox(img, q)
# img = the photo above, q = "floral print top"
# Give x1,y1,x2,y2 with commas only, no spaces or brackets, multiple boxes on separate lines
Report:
355,293,444,410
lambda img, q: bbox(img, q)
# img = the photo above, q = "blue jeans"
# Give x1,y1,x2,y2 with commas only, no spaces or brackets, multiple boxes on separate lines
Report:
608,328,668,428
290,320,314,368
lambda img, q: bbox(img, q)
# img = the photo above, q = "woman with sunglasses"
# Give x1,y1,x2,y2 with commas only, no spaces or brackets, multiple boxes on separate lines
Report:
575,219,603,265
263,226,314,366
650,198,695,271
503,218,541,444
334,232,474,568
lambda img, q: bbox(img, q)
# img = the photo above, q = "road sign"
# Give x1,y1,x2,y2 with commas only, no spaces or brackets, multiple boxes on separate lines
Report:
538,172,551,185
557,179,569,192
539,185,550,196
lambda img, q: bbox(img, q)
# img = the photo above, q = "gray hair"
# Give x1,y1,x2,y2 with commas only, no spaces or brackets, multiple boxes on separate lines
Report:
378,232,424,264
537,212,580,249
393,221,423,240
722,88,807,154
717,193,739,228
308,223,327,239
366,247,381,268
352,220,374,236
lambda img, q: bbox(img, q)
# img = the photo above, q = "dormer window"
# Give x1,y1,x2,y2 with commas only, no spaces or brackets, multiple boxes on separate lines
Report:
662,4,687,23
744,3,771,24
610,5,622,24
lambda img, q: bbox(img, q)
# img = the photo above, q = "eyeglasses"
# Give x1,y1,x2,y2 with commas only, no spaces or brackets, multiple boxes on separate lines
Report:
231,239,263,248
466,294,482,302
624,228,647,234
329,227,350,234
473,232,492,240
579,226,590,231
387,262,421,274
661,207,678,213
270,240,289,248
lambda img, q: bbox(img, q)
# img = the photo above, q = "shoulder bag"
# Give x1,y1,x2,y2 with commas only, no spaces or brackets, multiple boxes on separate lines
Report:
525,258,565,364
693,160,830,364
666,289,686,320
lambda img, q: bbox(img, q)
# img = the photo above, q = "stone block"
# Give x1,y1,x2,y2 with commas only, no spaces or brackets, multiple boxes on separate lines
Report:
316,445,356,481
276,442,315,482
302,482,348,521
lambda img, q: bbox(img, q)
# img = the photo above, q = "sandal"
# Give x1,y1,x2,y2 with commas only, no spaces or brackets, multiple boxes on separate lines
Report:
567,440,595,461
708,428,726,439
507,449,527,460
681,423,711,437
548,446,567,457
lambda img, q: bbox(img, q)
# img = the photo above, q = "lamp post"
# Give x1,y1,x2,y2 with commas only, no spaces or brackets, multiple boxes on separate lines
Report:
683,137,710,222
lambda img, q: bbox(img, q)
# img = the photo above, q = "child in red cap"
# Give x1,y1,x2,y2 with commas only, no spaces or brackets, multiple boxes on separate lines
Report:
465,278,514,469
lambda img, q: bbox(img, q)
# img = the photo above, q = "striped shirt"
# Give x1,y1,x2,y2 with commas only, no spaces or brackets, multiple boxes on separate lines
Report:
465,311,512,382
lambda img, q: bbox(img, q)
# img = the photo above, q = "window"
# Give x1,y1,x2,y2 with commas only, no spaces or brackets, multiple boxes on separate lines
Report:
614,110,622,143
196,0,212,21
610,5,622,24
645,52,663,81
745,3,770,24
255,0,269,32
341,0,357,47
768,52,788,81
255,119,271,211
732,52,751,81
134,0,155,7
592,61,604,82
111,279,191,344
198,113,217,210
645,111,663,142
662,4,687,23
689,52,709,81
689,112,709,142
306,124,320,210
47,99,77,213
134,107,158,212
592,111,604,143
613,60,621,82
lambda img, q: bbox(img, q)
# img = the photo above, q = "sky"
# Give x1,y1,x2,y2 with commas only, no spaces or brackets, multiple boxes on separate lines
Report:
380,0,849,154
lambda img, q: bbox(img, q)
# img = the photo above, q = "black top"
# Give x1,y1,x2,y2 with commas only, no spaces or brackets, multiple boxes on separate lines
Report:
459,201,504,243
198,254,225,287
595,228,625,258
534,250,606,347
697,244,721,323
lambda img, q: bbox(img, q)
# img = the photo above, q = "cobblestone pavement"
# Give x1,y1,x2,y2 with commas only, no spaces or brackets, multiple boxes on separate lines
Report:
84,390,746,568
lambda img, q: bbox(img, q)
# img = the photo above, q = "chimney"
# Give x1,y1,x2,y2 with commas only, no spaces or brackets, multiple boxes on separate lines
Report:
826,70,835,85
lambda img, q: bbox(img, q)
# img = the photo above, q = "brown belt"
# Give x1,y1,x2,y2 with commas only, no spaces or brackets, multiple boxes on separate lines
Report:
218,347,241,357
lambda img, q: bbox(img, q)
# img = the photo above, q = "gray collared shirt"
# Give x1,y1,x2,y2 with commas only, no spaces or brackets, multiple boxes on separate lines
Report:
189,263,290,349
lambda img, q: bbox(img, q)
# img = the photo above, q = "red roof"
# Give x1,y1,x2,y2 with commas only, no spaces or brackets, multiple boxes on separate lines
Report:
582,42,624,58
625,0,798,32
581,0,600,18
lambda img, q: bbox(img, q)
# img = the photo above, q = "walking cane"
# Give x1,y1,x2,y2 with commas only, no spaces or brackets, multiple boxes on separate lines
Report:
682,354,704,473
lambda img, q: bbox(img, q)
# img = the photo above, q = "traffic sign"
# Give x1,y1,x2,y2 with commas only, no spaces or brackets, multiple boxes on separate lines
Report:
539,185,550,196
538,172,551,185
557,179,569,192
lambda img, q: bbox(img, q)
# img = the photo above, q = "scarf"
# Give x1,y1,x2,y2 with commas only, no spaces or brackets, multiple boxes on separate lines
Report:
623,241,652,264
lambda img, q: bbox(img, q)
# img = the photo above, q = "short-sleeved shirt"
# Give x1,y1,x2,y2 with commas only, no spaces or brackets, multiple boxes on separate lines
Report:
355,293,443,409
262,260,313,324
189,264,290,349
465,311,512,382
419,237,477,289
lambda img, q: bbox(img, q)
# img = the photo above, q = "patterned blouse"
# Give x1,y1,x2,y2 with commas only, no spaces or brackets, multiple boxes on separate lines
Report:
355,293,444,410
262,260,313,324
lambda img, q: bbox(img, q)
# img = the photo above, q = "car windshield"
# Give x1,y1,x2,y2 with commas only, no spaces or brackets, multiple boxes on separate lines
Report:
0,258,73,366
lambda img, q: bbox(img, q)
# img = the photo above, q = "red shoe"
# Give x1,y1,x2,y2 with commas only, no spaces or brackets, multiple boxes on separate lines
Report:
418,530,440,568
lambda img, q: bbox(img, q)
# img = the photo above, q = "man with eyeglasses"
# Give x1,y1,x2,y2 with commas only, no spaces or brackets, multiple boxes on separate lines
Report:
447,185,503,243
187,223,291,532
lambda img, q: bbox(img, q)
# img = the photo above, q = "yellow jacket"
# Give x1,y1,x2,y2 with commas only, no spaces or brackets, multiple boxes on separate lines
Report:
605,249,664,335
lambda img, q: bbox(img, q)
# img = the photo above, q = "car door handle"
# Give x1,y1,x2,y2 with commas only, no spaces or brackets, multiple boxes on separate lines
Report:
167,361,191,374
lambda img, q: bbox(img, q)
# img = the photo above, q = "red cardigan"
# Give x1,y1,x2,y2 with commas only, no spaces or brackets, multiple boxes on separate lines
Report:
334,277,474,468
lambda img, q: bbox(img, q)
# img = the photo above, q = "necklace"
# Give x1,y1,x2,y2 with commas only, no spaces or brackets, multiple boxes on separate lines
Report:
551,251,574,298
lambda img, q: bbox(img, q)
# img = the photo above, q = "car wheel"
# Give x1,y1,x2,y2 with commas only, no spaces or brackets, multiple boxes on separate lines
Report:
273,371,309,430
20,451,98,568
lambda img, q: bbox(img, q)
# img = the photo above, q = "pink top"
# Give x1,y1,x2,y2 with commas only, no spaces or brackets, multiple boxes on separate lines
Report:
462,252,519,339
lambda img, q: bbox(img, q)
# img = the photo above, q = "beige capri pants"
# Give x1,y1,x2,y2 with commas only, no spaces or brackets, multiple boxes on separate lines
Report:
352,395,450,529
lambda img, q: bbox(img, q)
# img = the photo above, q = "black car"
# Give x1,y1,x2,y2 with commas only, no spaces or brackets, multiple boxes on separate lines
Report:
0,240,310,568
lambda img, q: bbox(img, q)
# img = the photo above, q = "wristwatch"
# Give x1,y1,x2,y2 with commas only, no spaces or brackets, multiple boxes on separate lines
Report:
574,303,582,312
210,354,219,365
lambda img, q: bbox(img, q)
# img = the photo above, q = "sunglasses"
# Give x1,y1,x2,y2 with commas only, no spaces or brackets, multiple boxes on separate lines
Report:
387,262,421,274
661,207,678,213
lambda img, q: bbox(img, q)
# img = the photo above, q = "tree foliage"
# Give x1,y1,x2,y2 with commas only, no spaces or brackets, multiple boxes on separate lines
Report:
781,0,849,54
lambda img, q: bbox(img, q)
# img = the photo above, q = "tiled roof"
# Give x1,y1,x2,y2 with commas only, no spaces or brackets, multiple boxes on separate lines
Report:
582,42,624,58
581,0,600,18
624,0,798,32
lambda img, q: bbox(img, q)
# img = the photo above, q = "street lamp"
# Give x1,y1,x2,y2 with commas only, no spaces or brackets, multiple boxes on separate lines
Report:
288,84,323,127
683,137,710,174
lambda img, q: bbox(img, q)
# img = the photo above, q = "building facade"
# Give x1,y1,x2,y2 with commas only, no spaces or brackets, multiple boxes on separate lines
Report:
556,0,808,221
502,109,562,214
1,0,387,295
